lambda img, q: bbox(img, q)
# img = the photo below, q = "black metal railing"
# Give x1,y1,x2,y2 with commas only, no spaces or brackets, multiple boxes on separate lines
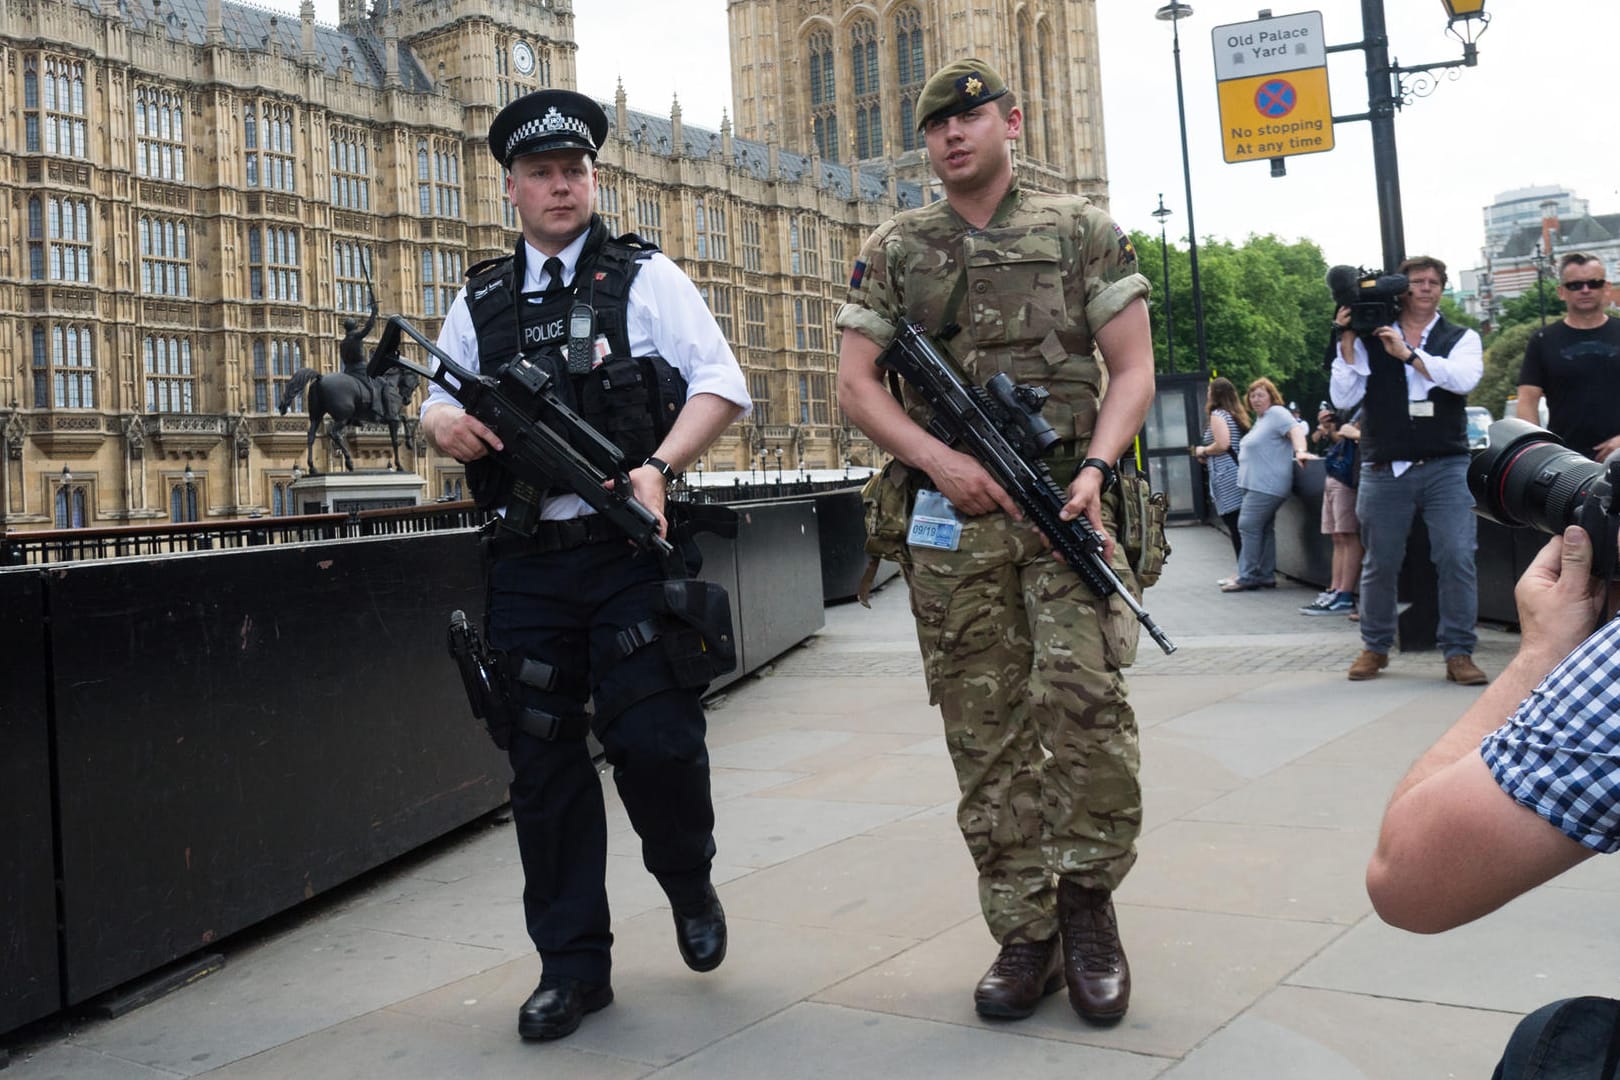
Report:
0,501,487,567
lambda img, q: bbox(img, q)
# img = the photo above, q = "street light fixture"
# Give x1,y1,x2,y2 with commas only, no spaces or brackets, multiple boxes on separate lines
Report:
1150,193,1175,375
774,446,783,483
61,464,72,486
1153,1,1209,379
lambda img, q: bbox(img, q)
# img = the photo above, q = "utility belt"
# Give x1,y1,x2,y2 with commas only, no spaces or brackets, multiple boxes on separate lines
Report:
482,514,624,561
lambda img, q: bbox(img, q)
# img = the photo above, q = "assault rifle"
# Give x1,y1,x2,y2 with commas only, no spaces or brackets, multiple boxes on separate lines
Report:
877,319,1176,656
367,315,680,576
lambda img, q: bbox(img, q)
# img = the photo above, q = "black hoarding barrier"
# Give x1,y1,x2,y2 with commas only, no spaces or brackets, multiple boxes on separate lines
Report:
0,570,62,1033
47,532,507,1004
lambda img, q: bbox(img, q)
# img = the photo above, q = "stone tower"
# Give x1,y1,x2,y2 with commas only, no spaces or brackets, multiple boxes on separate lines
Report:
726,0,1109,200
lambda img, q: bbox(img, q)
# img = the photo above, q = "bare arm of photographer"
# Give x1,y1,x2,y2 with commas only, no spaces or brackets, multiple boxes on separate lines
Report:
1366,527,1609,933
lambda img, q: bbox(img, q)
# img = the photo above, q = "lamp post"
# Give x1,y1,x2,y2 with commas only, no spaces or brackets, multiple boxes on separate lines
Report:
183,463,196,523
774,446,783,484
843,456,852,481
1150,193,1175,375
61,463,72,487
1533,242,1550,327
1331,0,1491,269
694,458,704,490
1154,1,1209,379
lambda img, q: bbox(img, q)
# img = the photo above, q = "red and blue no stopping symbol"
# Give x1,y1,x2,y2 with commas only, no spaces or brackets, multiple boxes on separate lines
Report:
1255,79,1297,118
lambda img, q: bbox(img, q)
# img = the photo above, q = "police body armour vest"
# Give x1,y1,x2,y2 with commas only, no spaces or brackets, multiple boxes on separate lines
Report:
1359,314,1470,465
463,218,687,508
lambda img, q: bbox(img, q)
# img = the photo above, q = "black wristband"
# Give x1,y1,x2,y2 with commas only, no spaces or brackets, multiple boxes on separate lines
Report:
1076,458,1117,492
642,455,677,481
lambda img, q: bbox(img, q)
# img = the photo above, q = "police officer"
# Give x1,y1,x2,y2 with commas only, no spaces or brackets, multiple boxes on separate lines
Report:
419,88,750,1042
835,60,1155,1025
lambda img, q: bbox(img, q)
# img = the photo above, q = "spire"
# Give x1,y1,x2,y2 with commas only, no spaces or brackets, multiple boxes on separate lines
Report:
670,93,683,159
300,0,316,64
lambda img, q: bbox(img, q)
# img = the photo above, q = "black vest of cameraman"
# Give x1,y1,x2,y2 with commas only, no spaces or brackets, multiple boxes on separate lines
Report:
1359,315,1471,465
463,218,687,510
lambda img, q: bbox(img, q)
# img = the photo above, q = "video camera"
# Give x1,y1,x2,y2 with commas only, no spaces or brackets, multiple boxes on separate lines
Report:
1327,265,1409,336
1468,418,1620,579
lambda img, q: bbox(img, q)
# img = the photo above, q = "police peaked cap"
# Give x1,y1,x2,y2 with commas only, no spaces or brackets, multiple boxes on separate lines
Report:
488,89,609,168
915,58,1010,130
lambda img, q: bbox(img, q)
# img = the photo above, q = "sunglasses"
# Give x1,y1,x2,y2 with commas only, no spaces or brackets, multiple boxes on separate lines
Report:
1560,279,1608,292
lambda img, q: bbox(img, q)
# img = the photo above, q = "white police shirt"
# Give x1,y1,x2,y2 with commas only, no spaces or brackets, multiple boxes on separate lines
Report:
425,232,751,520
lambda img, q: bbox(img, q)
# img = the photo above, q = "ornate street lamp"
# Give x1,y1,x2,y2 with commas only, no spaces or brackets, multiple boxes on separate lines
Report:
1153,2,1209,378
61,464,72,487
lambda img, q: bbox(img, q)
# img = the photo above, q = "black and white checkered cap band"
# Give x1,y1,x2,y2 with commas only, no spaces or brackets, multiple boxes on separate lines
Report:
505,106,595,159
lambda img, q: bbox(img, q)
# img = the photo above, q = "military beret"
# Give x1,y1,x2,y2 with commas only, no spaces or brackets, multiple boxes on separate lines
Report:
915,58,1009,130
487,89,609,169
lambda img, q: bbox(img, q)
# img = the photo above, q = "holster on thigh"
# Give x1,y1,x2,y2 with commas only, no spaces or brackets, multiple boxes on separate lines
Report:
593,579,736,722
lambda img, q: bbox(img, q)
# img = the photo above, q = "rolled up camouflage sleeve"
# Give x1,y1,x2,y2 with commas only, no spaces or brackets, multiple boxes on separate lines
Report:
835,219,901,349
1079,208,1151,333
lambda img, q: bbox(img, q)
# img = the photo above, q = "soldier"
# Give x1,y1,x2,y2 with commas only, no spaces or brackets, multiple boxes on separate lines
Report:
339,294,380,415
419,89,750,1042
835,60,1155,1025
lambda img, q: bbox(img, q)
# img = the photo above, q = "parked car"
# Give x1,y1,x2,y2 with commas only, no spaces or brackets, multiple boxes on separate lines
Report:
1466,406,1492,449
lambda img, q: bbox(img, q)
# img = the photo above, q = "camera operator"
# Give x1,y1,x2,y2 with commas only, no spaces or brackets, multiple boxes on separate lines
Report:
1330,255,1487,685
1367,523,1616,933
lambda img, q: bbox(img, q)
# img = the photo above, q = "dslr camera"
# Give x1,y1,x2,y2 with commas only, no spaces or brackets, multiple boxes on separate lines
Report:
1327,265,1409,336
1468,418,1620,579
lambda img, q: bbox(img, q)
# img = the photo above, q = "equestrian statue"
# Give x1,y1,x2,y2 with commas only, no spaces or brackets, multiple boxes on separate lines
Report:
279,257,419,473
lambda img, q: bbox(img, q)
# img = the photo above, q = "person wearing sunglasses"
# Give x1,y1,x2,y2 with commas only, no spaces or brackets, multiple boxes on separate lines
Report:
1516,252,1620,462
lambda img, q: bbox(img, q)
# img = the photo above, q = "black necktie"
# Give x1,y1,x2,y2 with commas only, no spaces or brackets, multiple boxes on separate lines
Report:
542,257,566,296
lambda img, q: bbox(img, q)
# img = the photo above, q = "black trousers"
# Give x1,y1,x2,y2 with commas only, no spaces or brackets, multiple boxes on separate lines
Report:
488,538,715,985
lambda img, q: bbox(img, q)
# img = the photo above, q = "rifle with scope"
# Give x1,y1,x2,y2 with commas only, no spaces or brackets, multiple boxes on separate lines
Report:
877,319,1176,656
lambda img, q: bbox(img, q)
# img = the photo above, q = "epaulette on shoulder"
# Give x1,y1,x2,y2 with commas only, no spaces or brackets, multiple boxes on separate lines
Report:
466,253,511,281
610,231,661,254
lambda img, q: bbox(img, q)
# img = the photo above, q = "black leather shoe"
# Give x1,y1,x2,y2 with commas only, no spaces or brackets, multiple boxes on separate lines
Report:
517,978,613,1041
672,883,727,972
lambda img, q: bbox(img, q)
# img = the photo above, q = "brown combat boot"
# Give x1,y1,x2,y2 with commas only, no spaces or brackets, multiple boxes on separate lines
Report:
1347,649,1389,681
1057,880,1130,1024
1445,654,1489,686
973,937,1063,1019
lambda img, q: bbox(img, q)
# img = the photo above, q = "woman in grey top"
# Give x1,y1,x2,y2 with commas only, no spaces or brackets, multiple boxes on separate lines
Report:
1222,377,1307,592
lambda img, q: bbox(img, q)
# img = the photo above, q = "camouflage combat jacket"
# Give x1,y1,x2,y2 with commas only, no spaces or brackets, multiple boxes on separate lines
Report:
836,179,1150,458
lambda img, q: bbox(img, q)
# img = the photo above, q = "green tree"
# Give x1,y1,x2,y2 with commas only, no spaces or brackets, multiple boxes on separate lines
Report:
1135,230,1332,409
1439,296,1481,331
1492,287,1564,333
1472,321,1536,418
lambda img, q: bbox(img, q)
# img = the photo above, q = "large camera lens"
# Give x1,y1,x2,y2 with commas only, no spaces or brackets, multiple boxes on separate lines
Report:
1468,418,1606,535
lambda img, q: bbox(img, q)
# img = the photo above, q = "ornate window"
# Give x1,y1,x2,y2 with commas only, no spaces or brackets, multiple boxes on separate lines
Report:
1038,23,1056,159
27,56,88,158
246,102,296,191
827,229,847,285
248,227,300,301
694,197,729,262
55,482,89,529
798,373,830,424
420,248,463,317
417,138,461,218
635,191,663,247
850,18,881,160
749,371,771,424
31,323,96,409
699,284,733,341
744,294,768,350
169,479,200,523
143,335,196,413
741,214,763,272
807,29,838,162
135,85,186,181
598,177,623,235
34,197,92,283
139,216,190,297
329,125,370,210
253,338,303,414
894,7,926,150
793,216,821,278
793,298,826,353
333,241,373,313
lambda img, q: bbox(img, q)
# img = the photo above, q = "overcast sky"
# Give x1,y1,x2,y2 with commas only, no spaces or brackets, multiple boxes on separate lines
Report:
286,1,1618,274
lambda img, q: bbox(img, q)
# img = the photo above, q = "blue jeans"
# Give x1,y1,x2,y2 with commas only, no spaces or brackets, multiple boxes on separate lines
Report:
1235,489,1288,585
1354,455,1478,657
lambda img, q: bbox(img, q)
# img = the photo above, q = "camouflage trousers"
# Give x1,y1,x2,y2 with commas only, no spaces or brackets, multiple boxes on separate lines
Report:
902,508,1142,945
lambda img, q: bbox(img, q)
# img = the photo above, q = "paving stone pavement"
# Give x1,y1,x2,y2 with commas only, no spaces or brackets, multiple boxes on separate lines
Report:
6,524,1613,1079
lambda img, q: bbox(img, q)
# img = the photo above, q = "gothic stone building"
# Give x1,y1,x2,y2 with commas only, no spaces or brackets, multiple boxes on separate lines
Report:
0,0,1106,531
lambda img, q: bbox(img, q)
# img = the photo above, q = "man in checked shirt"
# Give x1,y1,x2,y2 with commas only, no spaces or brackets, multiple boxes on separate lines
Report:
1367,523,1619,934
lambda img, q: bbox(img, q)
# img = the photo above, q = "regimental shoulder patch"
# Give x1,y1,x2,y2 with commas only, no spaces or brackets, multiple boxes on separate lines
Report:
849,259,867,290
1112,223,1137,265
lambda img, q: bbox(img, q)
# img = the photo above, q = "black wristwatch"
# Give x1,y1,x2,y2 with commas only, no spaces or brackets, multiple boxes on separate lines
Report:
1076,458,1117,492
642,455,677,481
